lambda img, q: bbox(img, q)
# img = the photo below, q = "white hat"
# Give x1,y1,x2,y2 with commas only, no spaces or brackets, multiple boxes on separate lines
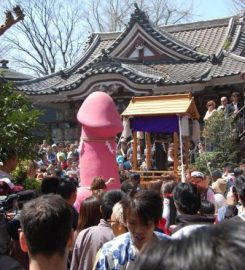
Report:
191,171,204,178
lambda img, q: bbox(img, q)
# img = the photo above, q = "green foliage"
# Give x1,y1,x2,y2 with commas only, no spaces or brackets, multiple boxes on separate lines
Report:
0,79,43,163
223,37,232,51
195,111,239,173
11,159,28,184
11,159,41,191
22,178,41,191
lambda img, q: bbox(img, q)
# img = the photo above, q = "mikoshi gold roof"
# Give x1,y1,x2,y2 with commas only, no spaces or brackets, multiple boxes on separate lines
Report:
121,94,200,119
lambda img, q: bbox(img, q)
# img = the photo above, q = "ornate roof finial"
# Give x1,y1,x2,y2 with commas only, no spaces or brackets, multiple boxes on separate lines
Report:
128,2,148,27
83,32,94,52
134,3,140,11
101,49,112,62
0,60,9,69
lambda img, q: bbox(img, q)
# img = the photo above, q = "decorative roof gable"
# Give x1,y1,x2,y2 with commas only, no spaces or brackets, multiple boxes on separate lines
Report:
13,7,245,100
106,4,210,62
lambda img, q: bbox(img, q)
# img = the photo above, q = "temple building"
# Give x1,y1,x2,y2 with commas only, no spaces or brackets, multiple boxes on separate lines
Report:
13,5,245,149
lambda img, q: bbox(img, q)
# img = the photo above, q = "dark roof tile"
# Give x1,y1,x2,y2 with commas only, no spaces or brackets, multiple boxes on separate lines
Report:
13,8,245,96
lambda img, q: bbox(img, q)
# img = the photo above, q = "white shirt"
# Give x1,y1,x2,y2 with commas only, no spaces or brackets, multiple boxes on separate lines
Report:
204,109,217,121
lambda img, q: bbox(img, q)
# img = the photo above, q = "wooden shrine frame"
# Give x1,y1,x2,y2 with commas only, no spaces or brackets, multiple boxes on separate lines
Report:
121,94,200,181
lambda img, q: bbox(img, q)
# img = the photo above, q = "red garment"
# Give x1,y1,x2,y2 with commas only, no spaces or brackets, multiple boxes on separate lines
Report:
60,161,68,170
157,218,171,235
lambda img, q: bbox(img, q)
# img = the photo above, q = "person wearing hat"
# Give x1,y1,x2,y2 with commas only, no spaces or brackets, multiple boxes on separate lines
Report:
188,171,215,204
212,178,227,210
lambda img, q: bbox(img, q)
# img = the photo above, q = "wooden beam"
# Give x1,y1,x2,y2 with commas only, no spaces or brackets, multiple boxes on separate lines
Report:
146,132,151,169
184,136,189,170
173,132,178,177
133,131,138,170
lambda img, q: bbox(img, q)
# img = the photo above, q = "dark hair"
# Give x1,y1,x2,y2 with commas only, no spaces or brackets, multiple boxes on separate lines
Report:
231,91,240,97
200,200,215,215
173,183,201,215
133,220,245,270
211,169,222,179
41,177,60,194
90,176,107,191
224,205,238,219
235,175,245,206
56,179,77,200
130,173,140,182
144,180,162,194
227,164,235,173
101,190,123,220
240,159,245,165
20,194,72,257
77,196,102,232
121,180,134,194
122,190,163,226
234,167,243,177
161,180,177,195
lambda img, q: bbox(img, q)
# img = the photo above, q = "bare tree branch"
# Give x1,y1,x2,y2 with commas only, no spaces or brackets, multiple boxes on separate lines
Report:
81,0,193,33
2,0,194,76
232,0,245,11
3,0,84,76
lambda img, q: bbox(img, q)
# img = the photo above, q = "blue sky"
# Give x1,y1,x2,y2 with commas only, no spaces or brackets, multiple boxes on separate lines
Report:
191,0,235,21
0,0,237,23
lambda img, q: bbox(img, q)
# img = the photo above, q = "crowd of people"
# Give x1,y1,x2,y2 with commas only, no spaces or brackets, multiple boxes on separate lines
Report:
0,90,245,270
204,91,244,121
0,145,245,270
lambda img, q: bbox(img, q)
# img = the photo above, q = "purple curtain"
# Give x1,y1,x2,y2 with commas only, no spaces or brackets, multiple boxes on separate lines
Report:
132,116,179,133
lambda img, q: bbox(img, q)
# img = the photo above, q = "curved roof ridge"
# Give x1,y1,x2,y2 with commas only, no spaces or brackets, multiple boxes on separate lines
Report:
94,32,121,40
15,35,102,86
56,61,167,93
15,70,62,85
215,17,235,58
225,51,245,62
64,35,101,74
105,4,209,61
16,77,62,92
229,11,245,55
162,17,232,33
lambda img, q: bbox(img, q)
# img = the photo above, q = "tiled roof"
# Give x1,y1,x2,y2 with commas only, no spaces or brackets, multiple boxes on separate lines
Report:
105,4,209,61
0,67,33,80
14,6,245,97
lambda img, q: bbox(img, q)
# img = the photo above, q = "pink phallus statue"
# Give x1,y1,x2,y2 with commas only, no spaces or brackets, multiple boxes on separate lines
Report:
75,91,123,210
